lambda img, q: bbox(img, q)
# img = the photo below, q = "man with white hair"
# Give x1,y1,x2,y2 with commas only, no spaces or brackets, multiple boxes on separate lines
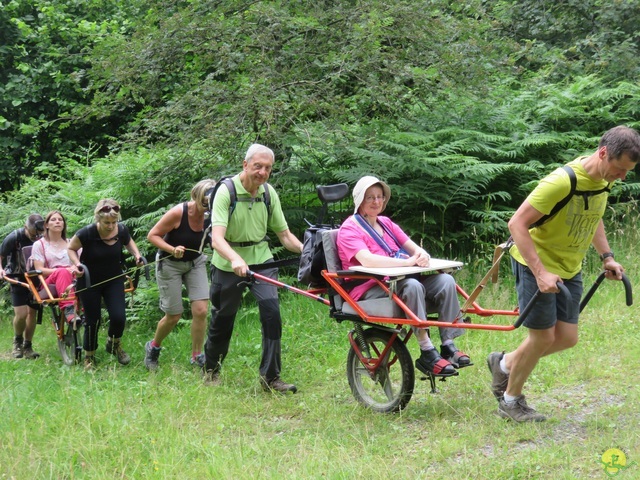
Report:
203,144,304,393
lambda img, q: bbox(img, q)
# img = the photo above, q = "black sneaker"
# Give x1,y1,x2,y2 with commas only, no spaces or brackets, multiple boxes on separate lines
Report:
144,341,161,371
63,305,77,323
190,353,205,368
260,376,297,394
415,348,458,377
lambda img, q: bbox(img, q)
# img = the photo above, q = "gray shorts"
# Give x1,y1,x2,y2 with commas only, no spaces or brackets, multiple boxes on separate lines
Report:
156,254,209,315
512,258,582,330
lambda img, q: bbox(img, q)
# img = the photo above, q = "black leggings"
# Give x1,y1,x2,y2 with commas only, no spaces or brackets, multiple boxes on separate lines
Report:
79,279,126,351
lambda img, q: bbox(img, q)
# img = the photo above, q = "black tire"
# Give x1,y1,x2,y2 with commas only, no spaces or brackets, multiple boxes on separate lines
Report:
58,318,83,366
346,328,415,413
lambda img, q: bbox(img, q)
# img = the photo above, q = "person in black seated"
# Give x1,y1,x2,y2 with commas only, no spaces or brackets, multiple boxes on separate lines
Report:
337,176,472,376
144,179,215,371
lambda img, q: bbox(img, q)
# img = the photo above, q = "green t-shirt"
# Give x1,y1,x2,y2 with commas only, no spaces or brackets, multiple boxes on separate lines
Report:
510,158,610,278
211,175,289,272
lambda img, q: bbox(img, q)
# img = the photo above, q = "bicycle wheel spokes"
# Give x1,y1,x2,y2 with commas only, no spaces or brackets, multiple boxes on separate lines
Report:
347,328,415,413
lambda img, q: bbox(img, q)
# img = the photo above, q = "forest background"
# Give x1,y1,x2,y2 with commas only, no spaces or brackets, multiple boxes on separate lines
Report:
2,0,639,262
2,1,640,478
1,0,640,321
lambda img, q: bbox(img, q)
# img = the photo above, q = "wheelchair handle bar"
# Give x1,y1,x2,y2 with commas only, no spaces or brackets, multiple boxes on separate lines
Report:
76,263,91,289
513,282,572,329
133,256,150,289
580,271,632,313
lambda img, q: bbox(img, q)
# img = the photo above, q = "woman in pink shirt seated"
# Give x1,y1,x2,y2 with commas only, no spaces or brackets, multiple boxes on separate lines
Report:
337,176,472,377
30,210,77,322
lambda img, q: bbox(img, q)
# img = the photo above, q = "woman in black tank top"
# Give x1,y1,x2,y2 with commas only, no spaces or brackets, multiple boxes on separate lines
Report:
144,179,215,371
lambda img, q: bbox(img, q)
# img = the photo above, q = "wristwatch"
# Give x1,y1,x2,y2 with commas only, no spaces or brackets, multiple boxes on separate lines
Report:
599,251,614,261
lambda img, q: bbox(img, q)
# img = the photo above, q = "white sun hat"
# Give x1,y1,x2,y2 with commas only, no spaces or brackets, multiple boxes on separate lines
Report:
352,175,391,214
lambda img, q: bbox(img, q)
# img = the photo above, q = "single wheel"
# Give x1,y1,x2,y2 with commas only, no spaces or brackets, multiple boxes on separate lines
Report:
58,318,83,366
346,328,415,413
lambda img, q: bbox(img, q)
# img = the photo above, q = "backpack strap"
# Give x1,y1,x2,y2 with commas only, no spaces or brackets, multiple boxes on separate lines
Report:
222,177,272,220
377,218,405,251
221,177,271,247
530,165,612,229
530,165,577,229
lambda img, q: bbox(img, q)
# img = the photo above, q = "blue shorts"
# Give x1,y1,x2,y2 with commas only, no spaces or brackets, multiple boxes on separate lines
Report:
512,258,582,330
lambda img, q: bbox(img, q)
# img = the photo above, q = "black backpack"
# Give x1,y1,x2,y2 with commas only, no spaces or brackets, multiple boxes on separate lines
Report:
298,225,332,286
530,165,612,228
3,229,28,275
208,175,272,221
297,183,349,286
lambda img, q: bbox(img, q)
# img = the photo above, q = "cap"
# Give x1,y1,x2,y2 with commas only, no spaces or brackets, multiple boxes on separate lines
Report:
27,214,45,232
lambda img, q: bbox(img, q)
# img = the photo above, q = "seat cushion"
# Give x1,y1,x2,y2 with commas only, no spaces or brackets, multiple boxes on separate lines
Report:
38,284,59,300
342,297,403,318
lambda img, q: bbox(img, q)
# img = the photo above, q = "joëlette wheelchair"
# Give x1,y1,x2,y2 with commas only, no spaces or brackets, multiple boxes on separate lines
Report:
3,245,147,365
245,183,633,413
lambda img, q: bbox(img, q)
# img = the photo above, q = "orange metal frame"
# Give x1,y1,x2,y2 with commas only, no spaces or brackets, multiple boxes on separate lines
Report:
4,269,136,343
321,270,520,332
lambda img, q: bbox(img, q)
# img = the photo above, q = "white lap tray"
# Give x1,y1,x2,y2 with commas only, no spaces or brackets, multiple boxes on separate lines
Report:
348,259,463,277
341,259,463,317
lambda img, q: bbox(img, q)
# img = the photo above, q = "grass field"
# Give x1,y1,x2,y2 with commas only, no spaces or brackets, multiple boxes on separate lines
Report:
1,242,639,479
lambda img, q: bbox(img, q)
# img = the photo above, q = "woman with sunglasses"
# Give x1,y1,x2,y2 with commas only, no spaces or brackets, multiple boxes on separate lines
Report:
143,179,215,372
30,210,78,322
68,199,144,370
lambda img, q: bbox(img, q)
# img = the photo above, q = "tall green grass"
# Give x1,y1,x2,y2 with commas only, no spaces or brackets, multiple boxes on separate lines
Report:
1,214,639,479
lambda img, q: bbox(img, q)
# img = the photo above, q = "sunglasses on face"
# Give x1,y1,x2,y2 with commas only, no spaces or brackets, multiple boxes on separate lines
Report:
99,205,121,213
34,219,45,232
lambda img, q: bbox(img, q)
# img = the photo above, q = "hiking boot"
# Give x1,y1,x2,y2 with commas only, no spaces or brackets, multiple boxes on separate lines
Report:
498,395,546,423
105,337,131,365
190,353,205,368
487,351,509,400
22,342,40,360
440,343,472,368
84,355,96,371
260,376,297,394
203,369,221,386
144,341,161,371
415,348,458,377
12,337,24,358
